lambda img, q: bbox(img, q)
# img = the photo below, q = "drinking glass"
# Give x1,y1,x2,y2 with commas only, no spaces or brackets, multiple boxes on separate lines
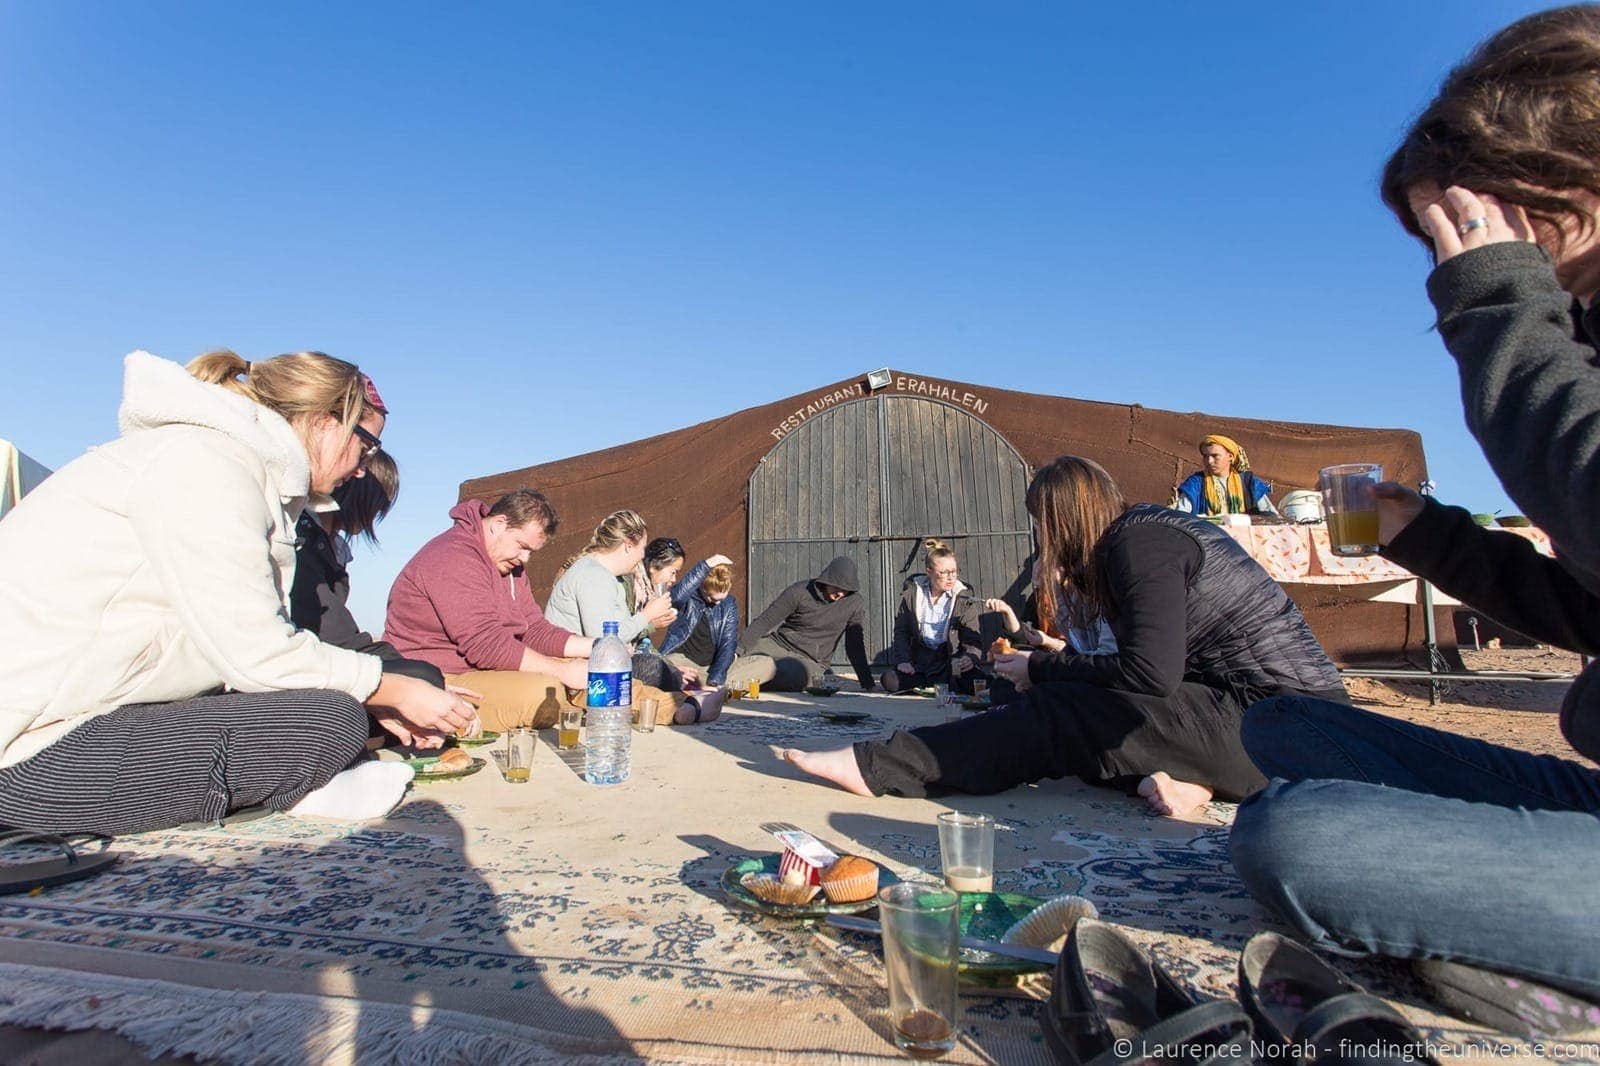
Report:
971,679,989,705
1320,463,1382,556
557,705,583,750
637,697,658,733
747,678,760,700
937,811,995,894
878,884,960,1060
504,727,534,783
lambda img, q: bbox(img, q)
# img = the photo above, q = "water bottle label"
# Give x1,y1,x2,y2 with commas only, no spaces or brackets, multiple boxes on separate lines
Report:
587,670,631,707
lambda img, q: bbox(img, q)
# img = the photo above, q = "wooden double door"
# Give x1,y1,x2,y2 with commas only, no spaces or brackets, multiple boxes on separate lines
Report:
747,395,1033,665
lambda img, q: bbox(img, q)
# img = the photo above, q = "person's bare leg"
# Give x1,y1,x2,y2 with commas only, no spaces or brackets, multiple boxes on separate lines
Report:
1137,771,1213,819
781,746,874,797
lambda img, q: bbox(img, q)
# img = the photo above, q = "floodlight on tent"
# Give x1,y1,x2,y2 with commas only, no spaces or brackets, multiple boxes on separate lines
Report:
865,368,893,390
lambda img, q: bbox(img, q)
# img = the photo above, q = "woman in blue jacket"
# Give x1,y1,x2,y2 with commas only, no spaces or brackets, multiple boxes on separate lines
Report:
661,562,775,691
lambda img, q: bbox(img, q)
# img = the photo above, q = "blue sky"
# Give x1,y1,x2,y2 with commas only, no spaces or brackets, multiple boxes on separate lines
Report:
0,1,1552,627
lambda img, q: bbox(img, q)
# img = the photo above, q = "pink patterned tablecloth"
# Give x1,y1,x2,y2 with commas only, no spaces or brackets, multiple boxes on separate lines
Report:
1219,522,1553,585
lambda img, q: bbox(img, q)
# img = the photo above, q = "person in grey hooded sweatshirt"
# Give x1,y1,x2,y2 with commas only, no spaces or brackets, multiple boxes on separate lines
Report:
738,556,876,692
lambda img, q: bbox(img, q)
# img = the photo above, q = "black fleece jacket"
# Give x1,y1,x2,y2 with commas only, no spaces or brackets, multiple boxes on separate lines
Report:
1428,242,1600,593
1425,242,1600,760
1385,500,1600,660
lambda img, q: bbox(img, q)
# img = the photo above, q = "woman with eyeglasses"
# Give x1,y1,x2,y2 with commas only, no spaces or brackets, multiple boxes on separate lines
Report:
0,349,477,836
880,539,985,695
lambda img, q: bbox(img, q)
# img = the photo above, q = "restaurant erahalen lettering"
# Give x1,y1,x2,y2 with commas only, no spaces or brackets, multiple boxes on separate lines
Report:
769,377,991,440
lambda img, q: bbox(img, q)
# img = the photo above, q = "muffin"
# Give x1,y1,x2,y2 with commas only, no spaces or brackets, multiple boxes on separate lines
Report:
819,855,880,903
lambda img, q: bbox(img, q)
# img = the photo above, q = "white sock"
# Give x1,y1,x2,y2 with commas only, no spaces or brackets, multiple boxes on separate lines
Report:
288,760,414,821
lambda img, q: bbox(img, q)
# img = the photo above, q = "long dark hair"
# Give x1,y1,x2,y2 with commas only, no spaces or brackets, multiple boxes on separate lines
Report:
1025,456,1128,628
328,449,398,543
1381,5,1600,255
643,536,685,577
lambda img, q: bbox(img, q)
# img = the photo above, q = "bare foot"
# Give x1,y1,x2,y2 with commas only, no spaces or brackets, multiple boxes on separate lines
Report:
1137,771,1213,820
781,747,874,797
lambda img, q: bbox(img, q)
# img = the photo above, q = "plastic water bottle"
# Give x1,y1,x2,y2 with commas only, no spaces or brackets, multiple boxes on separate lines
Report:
585,621,633,785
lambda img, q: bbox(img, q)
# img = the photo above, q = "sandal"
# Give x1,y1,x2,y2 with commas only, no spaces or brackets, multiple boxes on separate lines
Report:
0,830,120,895
1415,959,1600,1039
1043,918,1252,1065
1240,932,1439,1065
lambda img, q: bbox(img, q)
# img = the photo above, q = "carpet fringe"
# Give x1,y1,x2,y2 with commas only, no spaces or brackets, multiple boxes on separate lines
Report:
0,963,630,1064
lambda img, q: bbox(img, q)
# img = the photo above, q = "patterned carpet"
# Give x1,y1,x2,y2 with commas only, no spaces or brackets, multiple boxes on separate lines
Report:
0,692,1579,1063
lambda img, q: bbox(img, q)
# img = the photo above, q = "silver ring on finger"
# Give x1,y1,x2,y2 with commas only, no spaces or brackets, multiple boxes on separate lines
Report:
1458,216,1490,236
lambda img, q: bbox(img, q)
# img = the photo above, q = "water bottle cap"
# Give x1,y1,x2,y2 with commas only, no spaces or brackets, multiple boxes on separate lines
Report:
602,621,620,635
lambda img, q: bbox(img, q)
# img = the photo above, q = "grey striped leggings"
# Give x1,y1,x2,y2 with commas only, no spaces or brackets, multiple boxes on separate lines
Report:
0,689,370,836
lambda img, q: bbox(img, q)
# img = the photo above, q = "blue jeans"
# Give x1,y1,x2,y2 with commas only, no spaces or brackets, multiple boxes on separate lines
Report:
1230,695,1600,997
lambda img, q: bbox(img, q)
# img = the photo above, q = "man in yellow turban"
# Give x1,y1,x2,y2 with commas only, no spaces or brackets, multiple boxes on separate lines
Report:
1172,434,1278,516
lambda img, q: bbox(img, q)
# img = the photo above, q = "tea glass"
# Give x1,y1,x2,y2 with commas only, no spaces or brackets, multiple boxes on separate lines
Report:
1320,463,1383,556
879,884,960,1060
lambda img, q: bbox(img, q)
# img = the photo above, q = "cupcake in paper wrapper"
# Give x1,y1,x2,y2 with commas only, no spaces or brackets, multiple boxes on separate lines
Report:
819,855,880,903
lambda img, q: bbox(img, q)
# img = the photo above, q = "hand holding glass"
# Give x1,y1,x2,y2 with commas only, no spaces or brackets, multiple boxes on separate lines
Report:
1320,463,1382,556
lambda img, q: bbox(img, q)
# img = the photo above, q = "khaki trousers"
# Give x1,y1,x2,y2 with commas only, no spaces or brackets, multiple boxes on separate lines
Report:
663,652,777,690
446,670,684,729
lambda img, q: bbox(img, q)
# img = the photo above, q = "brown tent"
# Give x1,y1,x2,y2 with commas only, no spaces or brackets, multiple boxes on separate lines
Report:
462,370,1441,666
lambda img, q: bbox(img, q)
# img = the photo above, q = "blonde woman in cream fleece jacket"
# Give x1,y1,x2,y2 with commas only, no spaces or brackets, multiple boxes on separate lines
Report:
0,350,476,834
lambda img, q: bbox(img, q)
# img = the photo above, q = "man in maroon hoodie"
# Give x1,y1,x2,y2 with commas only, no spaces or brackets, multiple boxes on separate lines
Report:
385,489,593,729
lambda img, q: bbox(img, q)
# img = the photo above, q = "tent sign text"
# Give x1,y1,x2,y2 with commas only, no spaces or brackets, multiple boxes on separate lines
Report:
769,378,992,441
893,376,989,414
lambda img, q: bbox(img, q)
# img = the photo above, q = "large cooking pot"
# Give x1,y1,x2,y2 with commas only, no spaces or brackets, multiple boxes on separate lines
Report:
1280,489,1324,524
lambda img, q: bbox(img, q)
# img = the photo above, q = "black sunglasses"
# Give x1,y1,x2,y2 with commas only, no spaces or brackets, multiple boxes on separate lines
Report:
352,424,382,461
